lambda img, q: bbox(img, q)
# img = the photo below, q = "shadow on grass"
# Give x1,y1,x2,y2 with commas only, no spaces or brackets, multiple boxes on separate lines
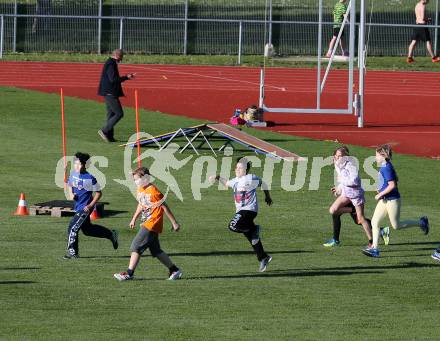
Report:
131,270,383,281
380,248,436,253
168,250,312,257
0,281,37,285
384,254,433,258
282,262,439,272
387,241,440,246
188,270,384,280
82,250,312,259
114,262,439,281
102,210,127,218
0,267,41,270
80,256,131,259
191,261,438,280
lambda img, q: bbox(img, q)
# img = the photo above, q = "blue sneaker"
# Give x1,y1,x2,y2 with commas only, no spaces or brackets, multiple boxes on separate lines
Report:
362,247,380,258
420,216,429,235
323,238,340,247
431,252,440,262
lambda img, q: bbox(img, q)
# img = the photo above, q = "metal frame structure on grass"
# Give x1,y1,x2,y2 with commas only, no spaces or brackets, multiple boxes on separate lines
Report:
261,0,367,128
121,123,301,161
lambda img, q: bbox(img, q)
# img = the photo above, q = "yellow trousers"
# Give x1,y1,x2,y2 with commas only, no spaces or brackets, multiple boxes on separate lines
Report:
372,198,421,248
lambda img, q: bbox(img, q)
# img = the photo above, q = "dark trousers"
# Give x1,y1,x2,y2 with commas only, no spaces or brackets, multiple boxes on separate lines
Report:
228,210,268,261
102,95,124,139
67,212,113,256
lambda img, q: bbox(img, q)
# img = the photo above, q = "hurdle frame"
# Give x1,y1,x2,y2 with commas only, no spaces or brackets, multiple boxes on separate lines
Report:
260,0,366,128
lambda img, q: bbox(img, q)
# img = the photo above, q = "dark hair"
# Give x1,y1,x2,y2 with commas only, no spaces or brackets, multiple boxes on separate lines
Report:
333,145,350,156
132,166,150,177
236,157,251,174
74,152,90,166
376,144,392,161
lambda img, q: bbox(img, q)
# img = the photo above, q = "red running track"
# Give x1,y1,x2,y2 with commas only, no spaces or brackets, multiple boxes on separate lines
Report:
0,61,439,158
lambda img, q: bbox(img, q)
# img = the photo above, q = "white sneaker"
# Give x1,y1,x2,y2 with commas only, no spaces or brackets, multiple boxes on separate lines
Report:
259,255,272,272
113,272,133,281
168,270,183,280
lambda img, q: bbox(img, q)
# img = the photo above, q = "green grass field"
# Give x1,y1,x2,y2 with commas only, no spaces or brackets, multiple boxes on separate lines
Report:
1,86,439,340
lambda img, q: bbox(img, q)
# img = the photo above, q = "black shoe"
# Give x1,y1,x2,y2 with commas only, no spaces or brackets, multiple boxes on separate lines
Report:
111,229,119,250
108,136,117,142
63,254,79,260
98,130,110,142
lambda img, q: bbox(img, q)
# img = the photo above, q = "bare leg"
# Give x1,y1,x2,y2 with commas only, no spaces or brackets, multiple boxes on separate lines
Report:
426,41,436,58
128,252,141,271
408,40,417,58
355,204,372,241
329,196,352,215
327,36,337,57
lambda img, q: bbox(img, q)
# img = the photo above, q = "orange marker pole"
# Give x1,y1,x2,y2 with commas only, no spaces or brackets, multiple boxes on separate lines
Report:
61,88,67,185
135,89,141,168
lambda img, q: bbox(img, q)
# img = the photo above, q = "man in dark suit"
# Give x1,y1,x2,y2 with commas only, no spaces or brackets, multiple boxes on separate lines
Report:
98,49,135,142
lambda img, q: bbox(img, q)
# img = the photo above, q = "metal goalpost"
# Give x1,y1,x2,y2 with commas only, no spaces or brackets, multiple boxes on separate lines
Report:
259,0,367,128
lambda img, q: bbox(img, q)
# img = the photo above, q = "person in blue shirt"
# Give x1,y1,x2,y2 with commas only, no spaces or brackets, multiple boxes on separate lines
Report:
64,152,119,259
362,145,429,258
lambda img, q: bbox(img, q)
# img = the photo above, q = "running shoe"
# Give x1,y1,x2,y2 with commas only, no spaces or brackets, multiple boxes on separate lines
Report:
323,238,341,247
362,247,380,258
98,130,110,142
168,270,183,280
380,226,390,246
259,255,272,272
431,251,440,262
420,216,430,235
114,272,133,281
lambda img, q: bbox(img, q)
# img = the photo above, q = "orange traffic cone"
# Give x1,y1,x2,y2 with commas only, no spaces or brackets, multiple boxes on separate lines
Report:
14,193,29,216
90,206,100,220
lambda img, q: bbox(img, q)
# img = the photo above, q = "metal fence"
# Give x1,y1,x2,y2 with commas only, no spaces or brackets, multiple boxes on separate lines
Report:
1,0,440,58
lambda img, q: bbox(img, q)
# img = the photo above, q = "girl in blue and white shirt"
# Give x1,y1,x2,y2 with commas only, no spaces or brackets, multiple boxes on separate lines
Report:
363,145,429,258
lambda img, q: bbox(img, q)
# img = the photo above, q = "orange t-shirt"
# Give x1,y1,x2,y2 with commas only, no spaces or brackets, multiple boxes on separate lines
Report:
137,184,164,233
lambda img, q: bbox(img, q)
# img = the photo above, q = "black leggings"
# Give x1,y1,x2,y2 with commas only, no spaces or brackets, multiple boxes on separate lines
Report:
228,210,268,261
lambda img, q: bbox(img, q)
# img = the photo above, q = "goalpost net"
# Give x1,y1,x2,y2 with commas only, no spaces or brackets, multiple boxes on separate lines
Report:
259,0,367,128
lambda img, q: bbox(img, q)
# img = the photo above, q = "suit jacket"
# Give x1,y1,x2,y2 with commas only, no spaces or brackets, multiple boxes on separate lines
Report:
98,58,128,97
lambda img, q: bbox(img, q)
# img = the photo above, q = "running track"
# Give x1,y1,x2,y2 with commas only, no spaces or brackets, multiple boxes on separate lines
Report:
1,61,439,158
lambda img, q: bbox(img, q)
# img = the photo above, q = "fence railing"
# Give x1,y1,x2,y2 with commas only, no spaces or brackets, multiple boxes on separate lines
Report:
1,13,440,62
